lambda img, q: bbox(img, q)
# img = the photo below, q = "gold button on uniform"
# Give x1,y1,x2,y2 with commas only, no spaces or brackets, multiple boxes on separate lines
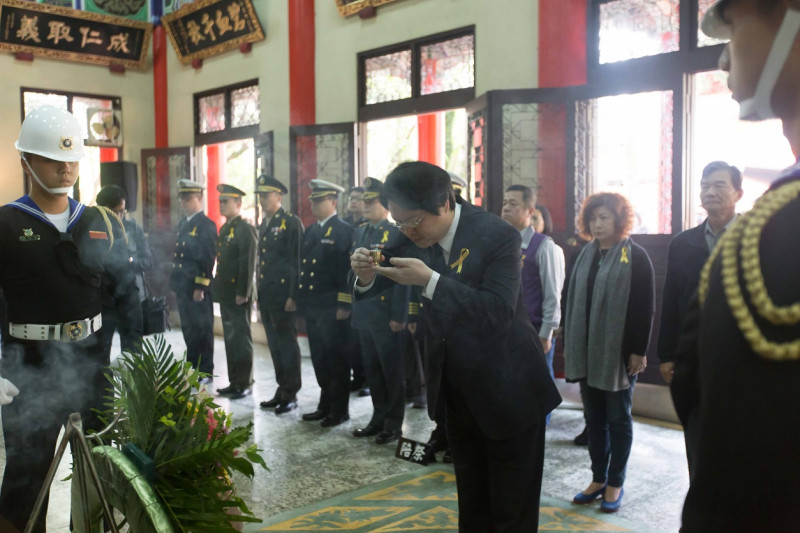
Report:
299,284,303,289
310,272,314,277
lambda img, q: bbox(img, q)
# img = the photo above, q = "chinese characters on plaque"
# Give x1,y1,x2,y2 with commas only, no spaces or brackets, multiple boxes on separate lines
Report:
394,437,435,466
335,0,406,17
161,0,263,65
0,0,151,69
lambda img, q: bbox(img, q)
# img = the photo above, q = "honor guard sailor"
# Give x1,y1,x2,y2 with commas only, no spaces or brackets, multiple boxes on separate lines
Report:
169,179,218,380
213,184,258,400
0,106,141,532
255,175,304,414
297,179,354,427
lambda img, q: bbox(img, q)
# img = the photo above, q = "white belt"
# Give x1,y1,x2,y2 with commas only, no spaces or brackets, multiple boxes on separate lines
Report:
9,314,102,343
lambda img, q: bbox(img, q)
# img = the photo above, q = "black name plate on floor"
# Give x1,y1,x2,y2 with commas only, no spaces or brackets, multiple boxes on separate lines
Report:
395,437,434,466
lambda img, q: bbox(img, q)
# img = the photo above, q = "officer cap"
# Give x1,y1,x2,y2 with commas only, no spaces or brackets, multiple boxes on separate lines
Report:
217,184,246,198
256,174,288,194
448,171,467,194
177,179,205,195
309,179,344,200
362,177,383,201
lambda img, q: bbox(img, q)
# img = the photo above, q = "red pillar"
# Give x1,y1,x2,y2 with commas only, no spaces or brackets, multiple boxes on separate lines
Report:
206,145,223,227
289,0,316,126
537,0,587,232
99,148,118,162
417,113,441,167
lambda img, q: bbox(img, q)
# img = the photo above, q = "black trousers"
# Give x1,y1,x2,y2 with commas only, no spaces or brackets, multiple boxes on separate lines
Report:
258,303,302,403
358,327,405,431
219,301,254,390
0,335,107,533
176,291,214,375
345,317,365,386
303,306,349,418
445,380,545,532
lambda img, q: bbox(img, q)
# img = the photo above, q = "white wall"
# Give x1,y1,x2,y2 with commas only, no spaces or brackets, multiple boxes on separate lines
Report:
0,56,154,206
315,0,539,124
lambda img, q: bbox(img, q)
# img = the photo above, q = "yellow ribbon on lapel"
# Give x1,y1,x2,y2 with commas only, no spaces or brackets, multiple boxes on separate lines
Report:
228,227,235,239
620,247,629,264
450,248,470,274
280,218,286,230
324,226,332,237
381,230,389,243
189,226,197,237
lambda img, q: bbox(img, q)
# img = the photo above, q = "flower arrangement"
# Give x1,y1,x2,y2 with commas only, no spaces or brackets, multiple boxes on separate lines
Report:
98,336,267,532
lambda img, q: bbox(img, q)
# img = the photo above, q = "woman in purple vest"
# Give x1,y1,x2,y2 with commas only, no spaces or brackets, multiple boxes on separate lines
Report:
563,192,655,513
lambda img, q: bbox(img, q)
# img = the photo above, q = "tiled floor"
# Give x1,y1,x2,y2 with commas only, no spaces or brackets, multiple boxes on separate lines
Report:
0,329,690,532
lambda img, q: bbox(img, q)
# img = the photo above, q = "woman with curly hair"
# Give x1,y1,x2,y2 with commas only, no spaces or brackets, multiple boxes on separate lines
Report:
564,192,655,513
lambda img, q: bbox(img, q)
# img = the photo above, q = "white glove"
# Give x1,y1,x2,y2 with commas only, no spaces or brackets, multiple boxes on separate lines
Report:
0,377,19,406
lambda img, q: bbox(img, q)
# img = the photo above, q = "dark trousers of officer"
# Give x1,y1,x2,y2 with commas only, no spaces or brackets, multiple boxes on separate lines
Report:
99,306,142,362
345,318,365,388
359,327,405,432
403,330,426,404
219,302,253,391
258,302,302,403
0,336,107,533
176,292,214,375
444,379,545,532
303,306,349,418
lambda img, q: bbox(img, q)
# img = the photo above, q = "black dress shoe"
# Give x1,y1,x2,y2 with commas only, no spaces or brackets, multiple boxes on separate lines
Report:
260,396,280,409
357,387,371,397
353,425,381,438
302,410,328,421
427,436,449,454
228,388,251,400
275,400,298,414
216,385,236,396
574,427,589,446
350,379,365,392
442,448,453,463
375,429,401,445
320,414,350,427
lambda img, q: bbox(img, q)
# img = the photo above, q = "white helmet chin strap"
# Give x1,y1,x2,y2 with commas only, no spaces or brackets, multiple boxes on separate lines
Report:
21,154,73,195
739,6,800,121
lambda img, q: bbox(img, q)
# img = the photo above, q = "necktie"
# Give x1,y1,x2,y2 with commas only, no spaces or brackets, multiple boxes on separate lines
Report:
432,244,447,273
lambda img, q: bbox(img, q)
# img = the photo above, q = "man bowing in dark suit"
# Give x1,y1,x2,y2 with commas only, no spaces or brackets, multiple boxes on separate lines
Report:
351,161,561,532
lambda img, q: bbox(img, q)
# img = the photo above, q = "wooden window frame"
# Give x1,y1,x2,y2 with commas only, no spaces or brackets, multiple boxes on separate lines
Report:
193,78,260,146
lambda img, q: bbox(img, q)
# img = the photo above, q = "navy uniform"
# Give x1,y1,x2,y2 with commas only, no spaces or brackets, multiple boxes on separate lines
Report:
297,179,353,426
255,175,304,414
169,179,218,376
0,105,140,532
213,184,258,399
350,178,409,443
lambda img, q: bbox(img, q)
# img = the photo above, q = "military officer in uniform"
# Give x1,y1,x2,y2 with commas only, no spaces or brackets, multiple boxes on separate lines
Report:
213,184,258,400
0,106,140,532
255,175,304,414
296,179,354,427
672,2,800,531
448,171,467,198
350,178,410,444
169,179,218,380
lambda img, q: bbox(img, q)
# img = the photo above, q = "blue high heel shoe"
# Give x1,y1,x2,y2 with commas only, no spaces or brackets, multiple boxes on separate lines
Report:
600,488,624,513
572,485,606,504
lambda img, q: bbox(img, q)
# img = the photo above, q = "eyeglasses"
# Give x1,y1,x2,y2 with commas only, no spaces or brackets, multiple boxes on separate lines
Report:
391,214,425,230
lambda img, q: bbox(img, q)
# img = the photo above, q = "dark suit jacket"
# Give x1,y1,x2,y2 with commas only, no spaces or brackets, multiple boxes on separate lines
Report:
257,207,303,311
360,199,561,440
673,173,800,532
169,212,217,295
657,222,709,364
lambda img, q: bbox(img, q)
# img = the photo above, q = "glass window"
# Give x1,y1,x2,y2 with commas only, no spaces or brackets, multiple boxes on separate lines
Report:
366,115,418,180
364,50,412,105
599,0,679,64
231,84,260,128
698,0,727,48
23,92,68,116
687,70,794,227
198,92,226,134
420,34,475,96
586,90,674,234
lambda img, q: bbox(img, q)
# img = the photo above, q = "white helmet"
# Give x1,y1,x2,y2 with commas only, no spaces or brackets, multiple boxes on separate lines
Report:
15,105,85,162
